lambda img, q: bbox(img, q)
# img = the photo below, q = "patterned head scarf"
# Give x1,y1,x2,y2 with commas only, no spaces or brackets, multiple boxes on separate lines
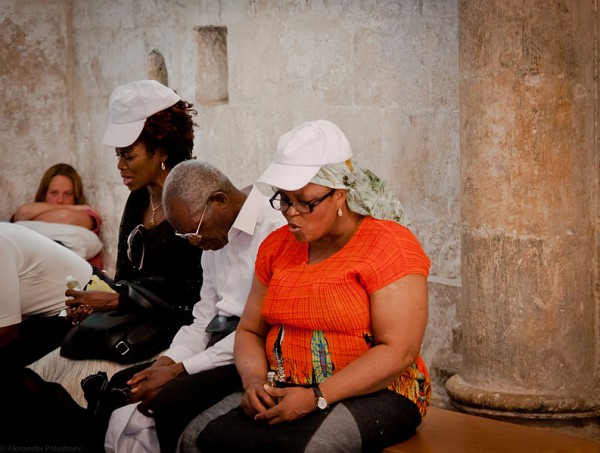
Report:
310,160,409,227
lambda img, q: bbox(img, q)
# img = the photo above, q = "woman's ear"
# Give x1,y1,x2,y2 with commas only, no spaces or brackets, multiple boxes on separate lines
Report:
157,150,168,170
334,189,347,204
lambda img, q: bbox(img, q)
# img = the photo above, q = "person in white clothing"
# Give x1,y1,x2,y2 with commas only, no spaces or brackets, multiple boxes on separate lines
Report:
104,160,285,453
0,222,93,368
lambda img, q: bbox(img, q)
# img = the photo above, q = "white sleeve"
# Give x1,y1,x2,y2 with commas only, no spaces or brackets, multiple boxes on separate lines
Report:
0,232,23,327
163,251,234,373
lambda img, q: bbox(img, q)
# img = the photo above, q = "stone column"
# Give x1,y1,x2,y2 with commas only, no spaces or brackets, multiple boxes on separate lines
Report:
446,0,600,422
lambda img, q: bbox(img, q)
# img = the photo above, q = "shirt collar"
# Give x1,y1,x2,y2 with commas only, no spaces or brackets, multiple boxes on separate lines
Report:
230,185,263,237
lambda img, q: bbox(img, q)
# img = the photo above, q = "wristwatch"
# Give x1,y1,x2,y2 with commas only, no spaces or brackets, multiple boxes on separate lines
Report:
313,385,329,410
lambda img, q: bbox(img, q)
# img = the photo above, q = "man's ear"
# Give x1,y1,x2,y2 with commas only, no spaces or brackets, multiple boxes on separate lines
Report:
208,191,228,206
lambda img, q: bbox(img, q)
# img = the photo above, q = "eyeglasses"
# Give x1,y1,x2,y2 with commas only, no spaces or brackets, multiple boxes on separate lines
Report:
175,204,208,246
127,224,146,270
269,189,336,214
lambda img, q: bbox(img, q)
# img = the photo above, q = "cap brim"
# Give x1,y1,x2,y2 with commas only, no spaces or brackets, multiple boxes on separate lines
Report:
101,119,145,148
256,162,321,192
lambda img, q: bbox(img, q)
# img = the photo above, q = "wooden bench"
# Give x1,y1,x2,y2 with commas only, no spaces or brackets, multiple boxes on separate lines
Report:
384,407,600,453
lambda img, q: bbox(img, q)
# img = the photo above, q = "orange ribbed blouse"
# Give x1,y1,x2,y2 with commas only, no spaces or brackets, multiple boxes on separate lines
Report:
255,215,431,416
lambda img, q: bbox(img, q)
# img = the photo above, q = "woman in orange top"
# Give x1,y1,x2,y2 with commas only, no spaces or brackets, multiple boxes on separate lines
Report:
191,120,430,452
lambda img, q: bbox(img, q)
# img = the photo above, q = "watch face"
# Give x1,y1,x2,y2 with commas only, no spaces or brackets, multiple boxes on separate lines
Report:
317,397,328,410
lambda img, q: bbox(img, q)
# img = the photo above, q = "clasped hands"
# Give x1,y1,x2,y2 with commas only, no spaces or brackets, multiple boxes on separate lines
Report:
127,357,186,417
241,381,317,425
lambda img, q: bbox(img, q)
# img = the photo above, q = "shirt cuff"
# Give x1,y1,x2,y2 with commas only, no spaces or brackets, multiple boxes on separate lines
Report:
163,345,196,365
181,353,214,375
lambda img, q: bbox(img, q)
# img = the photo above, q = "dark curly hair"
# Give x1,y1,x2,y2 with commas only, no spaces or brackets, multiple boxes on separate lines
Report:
137,99,197,169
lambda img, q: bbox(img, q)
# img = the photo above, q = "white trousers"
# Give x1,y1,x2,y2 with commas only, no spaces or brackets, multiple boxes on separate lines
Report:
104,402,159,453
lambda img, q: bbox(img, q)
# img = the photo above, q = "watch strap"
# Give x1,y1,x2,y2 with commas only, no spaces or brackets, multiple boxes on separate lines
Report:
313,385,329,410
313,385,324,399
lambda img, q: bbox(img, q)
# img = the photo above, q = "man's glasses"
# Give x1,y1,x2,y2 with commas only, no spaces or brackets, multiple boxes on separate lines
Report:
127,224,146,270
175,204,208,246
269,189,336,214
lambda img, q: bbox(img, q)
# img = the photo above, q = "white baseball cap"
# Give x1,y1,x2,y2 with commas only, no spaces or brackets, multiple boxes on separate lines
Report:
101,80,181,148
257,120,353,191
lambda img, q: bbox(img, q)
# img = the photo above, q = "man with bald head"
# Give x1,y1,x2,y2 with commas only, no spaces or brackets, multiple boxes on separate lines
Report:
105,160,285,453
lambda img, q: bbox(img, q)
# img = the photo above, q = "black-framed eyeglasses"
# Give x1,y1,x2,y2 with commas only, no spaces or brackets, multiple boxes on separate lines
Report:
127,224,146,270
269,189,336,214
175,203,208,246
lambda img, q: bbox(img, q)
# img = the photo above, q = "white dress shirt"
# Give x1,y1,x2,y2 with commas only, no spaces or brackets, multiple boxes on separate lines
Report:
163,185,285,375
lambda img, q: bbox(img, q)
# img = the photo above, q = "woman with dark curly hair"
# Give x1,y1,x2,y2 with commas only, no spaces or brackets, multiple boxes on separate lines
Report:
6,81,204,451
65,80,203,330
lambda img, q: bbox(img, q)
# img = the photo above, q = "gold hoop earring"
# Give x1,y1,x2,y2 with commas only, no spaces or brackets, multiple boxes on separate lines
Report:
161,161,166,171
337,208,343,217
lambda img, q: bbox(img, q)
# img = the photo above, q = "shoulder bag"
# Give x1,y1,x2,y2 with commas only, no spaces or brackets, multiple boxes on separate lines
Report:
60,282,181,364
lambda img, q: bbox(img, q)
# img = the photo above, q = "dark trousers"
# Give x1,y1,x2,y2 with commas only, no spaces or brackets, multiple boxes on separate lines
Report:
1,368,100,452
152,364,242,453
108,361,242,453
197,389,421,453
0,315,71,371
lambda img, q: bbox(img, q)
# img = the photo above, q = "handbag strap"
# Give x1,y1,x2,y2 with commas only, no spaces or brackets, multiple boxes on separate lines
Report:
125,282,174,313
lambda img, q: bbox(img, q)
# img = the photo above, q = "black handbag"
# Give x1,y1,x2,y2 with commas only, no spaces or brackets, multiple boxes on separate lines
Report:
60,282,180,364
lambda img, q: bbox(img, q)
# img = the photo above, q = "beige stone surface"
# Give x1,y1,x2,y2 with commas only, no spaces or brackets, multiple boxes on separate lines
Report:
0,0,75,216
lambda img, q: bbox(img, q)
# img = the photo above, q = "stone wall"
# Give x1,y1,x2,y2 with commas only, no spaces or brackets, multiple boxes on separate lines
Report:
1,0,461,404
0,0,75,215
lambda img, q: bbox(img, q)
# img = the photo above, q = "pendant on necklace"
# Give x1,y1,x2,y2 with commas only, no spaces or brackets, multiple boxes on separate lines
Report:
148,192,162,229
